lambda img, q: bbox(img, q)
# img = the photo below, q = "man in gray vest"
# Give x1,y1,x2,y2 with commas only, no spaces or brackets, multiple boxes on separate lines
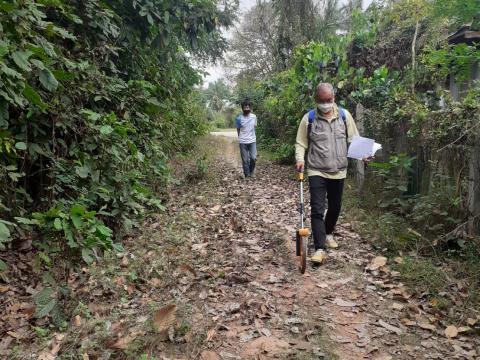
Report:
295,82,360,264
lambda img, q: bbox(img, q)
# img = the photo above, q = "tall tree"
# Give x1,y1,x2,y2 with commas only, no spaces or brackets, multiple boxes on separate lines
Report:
227,0,347,81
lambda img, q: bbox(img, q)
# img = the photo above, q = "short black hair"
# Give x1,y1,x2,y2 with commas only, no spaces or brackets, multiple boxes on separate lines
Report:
241,100,252,108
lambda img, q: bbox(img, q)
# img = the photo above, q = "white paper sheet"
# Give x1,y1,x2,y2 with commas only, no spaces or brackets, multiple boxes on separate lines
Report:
347,135,382,160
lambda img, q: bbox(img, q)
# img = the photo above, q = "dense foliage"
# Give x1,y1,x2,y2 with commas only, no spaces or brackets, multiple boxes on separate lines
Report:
235,0,480,245
0,0,236,268
227,0,363,79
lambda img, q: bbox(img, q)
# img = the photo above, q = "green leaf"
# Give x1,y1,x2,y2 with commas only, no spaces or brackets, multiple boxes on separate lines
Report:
112,243,124,253
0,221,11,242
14,217,38,225
39,69,59,92
33,287,54,305
97,225,112,237
0,100,8,128
29,143,47,156
53,218,62,230
0,63,23,79
0,259,7,272
81,109,102,121
75,166,89,179
37,252,52,266
70,204,85,216
0,42,8,59
100,125,113,135
0,2,14,12
30,59,45,70
81,248,94,264
23,84,46,108
70,213,82,230
11,50,33,71
63,223,76,248
36,298,56,318
15,142,27,150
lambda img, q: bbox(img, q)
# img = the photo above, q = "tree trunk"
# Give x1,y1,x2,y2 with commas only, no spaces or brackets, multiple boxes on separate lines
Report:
354,103,365,189
468,137,480,235
411,20,419,95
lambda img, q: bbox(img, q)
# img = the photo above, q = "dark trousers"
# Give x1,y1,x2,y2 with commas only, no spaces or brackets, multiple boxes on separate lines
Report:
239,142,257,177
309,176,345,250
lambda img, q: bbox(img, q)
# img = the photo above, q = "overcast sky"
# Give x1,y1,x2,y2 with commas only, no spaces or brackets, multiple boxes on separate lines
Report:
202,0,373,86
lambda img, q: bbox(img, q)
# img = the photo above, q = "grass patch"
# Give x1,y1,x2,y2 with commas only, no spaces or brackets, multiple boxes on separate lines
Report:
343,178,480,321
394,256,448,295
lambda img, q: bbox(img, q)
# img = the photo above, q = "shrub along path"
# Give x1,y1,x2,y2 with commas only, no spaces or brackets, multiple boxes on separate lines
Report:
1,135,479,359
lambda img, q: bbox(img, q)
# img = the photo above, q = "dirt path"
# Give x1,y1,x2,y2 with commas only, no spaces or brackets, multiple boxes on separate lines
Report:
2,135,479,359
179,134,478,360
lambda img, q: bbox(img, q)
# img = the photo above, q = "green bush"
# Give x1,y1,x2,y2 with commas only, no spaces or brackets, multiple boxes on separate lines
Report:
0,0,235,265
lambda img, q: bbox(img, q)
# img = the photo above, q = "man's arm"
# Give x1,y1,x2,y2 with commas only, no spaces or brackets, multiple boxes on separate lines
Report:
235,116,241,136
345,110,359,143
295,115,308,171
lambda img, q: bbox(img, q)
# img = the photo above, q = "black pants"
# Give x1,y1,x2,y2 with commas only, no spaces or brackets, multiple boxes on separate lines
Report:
309,176,345,250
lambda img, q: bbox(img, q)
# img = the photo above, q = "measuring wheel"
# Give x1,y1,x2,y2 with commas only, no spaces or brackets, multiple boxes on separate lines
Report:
295,169,310,274
297,228,309,273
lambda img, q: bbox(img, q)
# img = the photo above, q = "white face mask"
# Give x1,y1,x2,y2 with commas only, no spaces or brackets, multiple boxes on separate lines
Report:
317,103,334,114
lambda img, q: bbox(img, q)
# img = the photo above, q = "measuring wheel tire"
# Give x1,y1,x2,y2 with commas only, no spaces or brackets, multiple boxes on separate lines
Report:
298,236,307,274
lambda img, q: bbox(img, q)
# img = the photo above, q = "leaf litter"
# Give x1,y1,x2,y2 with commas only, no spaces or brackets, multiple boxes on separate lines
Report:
1,135,479,358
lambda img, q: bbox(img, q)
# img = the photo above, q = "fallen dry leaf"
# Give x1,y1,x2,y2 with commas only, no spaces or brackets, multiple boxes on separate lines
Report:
201,351,220,360
467,318,477,326
367,256,387,271
37,333,64,360
391,303,404,311
418,322,436,331
6,331,22,339
149,278,162,287
279,289,296,298
444,325,458,338
110,332,140,350
74,315,82,327
178,263,197,277
333,298,357,307
192,243,209,252
210,205,221,212
242,336,290,357
378,320,402,335
458,326,471,333
400,318,416,326
153,304,177,333
394,257,403,264
206,329,216,342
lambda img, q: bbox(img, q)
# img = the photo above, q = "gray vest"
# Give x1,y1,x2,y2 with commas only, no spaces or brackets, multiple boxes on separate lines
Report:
307,113,348,172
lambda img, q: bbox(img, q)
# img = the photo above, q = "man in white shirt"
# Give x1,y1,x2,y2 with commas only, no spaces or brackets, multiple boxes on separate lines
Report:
236,100,258,178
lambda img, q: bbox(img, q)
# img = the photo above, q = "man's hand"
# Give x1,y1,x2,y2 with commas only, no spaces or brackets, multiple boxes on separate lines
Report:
295,161,305,172
362,156,374,163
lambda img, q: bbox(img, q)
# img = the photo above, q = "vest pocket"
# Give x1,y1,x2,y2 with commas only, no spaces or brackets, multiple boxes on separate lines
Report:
310,131,329,157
